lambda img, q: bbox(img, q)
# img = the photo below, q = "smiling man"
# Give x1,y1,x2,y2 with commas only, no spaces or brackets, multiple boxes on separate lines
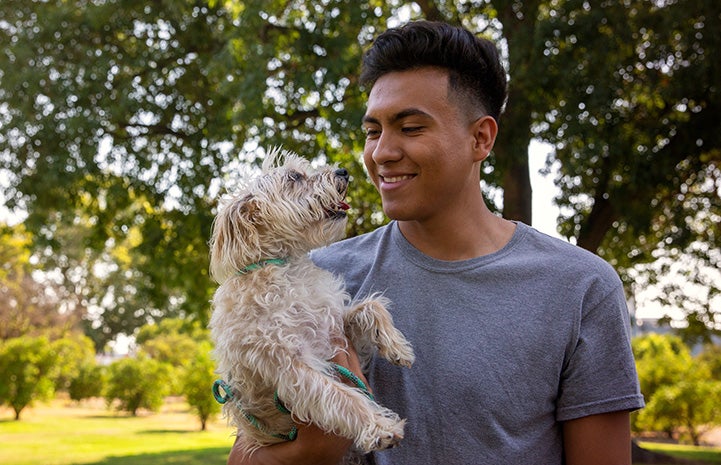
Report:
360,65,511,260
228,20,644,465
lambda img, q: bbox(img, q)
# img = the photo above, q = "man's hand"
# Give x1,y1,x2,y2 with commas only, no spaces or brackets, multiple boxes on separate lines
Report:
226,343,368,465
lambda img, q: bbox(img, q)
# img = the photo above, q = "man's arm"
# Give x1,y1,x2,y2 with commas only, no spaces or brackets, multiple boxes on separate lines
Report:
563,410,632,465
227,344,366,465
227,424,353,465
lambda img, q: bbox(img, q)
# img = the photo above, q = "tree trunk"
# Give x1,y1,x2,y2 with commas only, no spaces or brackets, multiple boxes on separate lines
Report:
501,158,533,224
494,69,533,225
577,195,616,253
494,2,539,226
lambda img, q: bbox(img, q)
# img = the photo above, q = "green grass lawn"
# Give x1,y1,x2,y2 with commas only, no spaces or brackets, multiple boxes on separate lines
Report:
3,399,721,465
637,441,721,464
0,398,236,465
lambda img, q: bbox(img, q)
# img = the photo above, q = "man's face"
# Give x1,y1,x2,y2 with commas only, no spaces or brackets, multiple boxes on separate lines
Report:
362,67,482,223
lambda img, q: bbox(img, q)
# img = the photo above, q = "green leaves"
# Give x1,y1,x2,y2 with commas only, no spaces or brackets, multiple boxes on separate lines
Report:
538,0,721,261
2,0,719,344
0,336,57,420
105,355,172,416
633,334,721,444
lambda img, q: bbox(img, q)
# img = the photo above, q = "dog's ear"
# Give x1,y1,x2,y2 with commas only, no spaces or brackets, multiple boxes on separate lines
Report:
209,194,261,283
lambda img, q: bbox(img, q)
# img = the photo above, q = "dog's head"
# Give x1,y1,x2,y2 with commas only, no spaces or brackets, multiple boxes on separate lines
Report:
209,148,350,283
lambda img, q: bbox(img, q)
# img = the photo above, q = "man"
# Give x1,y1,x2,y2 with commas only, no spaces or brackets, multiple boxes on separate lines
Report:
228,20,644,465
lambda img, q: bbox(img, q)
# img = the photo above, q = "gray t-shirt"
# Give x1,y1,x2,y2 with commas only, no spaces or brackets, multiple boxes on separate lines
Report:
312,221,644,465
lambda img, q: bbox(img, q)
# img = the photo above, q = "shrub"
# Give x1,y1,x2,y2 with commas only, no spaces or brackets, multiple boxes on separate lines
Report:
0,336,57,420
69,362,106,402
182,341,220,431
105,356,171,415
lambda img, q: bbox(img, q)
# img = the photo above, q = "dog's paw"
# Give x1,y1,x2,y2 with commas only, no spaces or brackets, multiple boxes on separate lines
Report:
380,336,415,368
358,412,405,452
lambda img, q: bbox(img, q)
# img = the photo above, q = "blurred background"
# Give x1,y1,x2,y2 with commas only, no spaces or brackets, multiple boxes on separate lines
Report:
1,1,719,463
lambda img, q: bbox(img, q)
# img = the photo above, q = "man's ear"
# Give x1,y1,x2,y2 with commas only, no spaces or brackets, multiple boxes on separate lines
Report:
471,115,498,162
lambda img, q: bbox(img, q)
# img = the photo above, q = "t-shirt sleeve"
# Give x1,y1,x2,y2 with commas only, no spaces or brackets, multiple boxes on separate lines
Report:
556,283,645,421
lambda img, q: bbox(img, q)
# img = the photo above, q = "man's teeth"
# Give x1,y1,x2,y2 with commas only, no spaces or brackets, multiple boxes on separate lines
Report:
383,175,412,183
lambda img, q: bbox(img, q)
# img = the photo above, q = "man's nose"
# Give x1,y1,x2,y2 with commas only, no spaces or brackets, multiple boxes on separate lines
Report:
370,132,403,164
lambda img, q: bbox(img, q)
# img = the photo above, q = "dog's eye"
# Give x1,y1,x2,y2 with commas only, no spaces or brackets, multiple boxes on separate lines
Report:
287,171,304,183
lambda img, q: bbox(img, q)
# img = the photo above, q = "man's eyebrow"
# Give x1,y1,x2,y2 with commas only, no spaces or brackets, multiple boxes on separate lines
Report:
362,108,433,125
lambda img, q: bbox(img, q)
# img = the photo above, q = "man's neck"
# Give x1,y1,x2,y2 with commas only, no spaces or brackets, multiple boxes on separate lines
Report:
397,208,516,261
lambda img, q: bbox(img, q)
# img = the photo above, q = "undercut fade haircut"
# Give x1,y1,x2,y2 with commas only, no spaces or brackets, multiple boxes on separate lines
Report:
360,21,508,122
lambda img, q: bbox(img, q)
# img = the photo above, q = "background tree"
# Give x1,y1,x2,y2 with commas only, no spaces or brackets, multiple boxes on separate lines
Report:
182,341,221,431
0,336,57,420
50,334,97,393
1,1,719,347
632,333,693,404
637,362,721,446
135,317,210,346
137,319,208,394
0,223,81,340
697,343,721,379
104,356,171,416
537,0,721,336
68,362,106,403
633,335,721,445
1,0,223,342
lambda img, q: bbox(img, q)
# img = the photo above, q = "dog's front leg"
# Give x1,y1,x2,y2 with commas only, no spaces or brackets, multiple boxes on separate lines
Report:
344,295,415,368
275,360,405,452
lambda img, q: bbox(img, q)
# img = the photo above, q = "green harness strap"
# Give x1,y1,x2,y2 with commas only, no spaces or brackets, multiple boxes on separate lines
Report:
236,258,288,275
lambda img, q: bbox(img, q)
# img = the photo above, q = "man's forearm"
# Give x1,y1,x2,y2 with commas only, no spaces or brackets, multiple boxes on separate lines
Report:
227,425,353,465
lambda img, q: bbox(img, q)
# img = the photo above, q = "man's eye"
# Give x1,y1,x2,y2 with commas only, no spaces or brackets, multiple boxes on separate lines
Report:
402,126,423,133
364,127,380,138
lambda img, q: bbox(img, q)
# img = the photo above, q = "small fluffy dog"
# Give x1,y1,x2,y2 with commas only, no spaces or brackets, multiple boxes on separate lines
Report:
209,149,414,459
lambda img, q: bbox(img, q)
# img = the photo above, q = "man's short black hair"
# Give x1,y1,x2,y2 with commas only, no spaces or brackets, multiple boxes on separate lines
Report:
360,21,508,122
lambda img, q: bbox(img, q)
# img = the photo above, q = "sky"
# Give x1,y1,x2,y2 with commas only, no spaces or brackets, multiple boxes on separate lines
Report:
528,140,562,239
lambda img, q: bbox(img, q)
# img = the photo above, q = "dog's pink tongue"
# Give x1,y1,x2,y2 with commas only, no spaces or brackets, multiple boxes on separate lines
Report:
339,201,350,210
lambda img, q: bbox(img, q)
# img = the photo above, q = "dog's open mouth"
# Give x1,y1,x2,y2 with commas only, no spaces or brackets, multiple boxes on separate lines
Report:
325,200,350,219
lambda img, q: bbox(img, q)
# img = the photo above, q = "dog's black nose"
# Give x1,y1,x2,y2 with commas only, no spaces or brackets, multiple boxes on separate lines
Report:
335,168,349,179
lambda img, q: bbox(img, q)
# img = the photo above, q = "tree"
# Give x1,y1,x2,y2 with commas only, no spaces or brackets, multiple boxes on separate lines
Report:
632,333,692,402
104,356,171,416
537,0,721,338
0,223,81,340
135,318,212,394
2,1,719,344
539,0,720,259
0,336,57,420
631,333,693,436
135,317,210,346
697,343,721,379
182,341,220,431
50,333,97,392
633,336,721,445
1,1,221,341
637,368,721,446
139,332,201,395
68,362,106,403
652,247,720,347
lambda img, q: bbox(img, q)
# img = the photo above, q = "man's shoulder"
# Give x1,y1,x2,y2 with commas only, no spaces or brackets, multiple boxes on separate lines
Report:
311,222,392,271
518,223,621,284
